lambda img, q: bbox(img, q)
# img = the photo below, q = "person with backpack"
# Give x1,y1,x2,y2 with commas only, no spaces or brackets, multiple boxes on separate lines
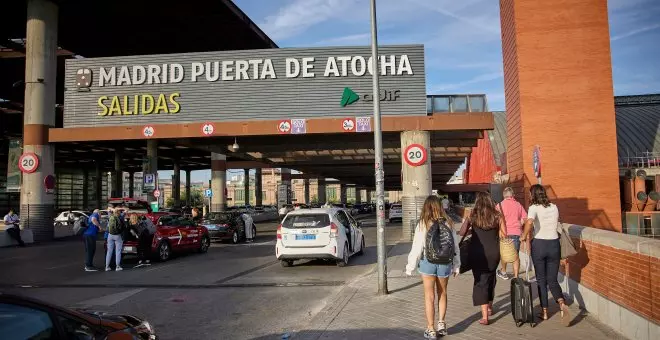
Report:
405,195,460,338
464,192,506,325
105,209,124,271
83,209,104,271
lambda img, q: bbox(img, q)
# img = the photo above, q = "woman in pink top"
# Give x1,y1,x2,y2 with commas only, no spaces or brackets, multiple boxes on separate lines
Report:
495,187,527,279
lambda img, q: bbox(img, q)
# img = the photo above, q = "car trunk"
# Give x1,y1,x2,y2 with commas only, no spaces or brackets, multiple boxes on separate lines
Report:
281,214,332,248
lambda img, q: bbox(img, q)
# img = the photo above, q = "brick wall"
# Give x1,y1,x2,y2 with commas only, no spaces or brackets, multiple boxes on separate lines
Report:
561,224,660,329
467,130,499,184
499,0,622,230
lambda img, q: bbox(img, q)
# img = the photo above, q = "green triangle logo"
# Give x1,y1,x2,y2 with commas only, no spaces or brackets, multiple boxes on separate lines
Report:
340,87,360,107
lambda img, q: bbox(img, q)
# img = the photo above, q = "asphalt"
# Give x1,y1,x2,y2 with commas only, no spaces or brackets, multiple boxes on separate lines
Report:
0,214,402,340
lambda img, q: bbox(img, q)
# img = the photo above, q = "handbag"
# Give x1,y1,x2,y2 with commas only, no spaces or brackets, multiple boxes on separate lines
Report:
458,219,472,274
557,223,577,259
499,203,519,264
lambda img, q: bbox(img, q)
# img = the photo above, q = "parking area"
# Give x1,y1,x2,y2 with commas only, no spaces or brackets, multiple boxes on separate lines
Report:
0,215,402,339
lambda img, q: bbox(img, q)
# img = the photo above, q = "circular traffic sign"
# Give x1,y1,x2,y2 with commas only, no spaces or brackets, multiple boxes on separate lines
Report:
153,189,161,198
403,144,428,167
278,120,291,134
342,118,355,132
142,126,155,138
201,123,215,136
18,152,39,173
44,175,56,189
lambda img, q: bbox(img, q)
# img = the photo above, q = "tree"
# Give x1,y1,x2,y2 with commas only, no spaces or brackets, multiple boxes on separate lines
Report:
166,189,205,208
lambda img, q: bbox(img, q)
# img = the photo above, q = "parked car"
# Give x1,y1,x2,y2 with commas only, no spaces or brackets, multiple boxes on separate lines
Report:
276,208,365,267
201,211,255,244
112,214,210,262
388,204,403,223
53,210,89,227
0,293,157,339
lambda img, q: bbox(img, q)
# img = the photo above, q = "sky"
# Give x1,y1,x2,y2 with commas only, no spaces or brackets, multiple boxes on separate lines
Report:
176,0,660,183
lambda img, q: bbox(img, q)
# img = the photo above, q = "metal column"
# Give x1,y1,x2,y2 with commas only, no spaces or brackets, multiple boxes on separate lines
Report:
143,140,158,203
112,149,123,197
185,170,191,206
243,168,250,206
304,179,310,204
211,153,227,212
173,161,181,207
255,168,263,206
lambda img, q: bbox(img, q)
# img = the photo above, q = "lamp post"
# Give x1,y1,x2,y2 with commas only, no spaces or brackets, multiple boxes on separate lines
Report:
370,0,388,295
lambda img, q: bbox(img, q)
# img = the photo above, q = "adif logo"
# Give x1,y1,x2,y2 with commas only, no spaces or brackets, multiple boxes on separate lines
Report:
76,68,92,91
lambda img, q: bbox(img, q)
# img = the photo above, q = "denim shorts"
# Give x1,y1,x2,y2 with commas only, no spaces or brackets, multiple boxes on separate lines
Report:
508,235,521,253
418,258,453,278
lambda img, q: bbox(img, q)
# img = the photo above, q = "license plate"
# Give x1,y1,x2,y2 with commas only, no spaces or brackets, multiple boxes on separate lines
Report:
295,234,316,240
122,246,136,253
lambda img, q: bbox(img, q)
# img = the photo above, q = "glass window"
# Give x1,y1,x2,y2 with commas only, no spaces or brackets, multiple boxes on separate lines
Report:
426,97,433,114
469,96,485,112
432,96,450,113
57,315,100,340
451,96,468,112
282,214,330,229
335,211,350,229
0,303,55,340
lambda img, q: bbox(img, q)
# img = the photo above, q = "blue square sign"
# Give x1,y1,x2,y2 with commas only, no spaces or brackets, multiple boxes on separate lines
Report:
205,189,213,197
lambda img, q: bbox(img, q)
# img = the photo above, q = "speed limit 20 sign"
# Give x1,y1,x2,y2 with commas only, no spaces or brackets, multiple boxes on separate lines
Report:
18,152,40,173
403,144,428,167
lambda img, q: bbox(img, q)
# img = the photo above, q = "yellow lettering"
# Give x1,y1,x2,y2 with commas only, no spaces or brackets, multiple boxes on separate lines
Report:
154,94,169,114
133,95,139,115
97,96,109,116
121,95,131,115
169,93,180,113
108,96,121,115
141,95,155,114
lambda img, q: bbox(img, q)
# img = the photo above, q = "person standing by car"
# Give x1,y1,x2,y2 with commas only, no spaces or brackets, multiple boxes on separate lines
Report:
105,209,124,272
465,192,506,325
128,214,152,266
405,195,460,338
191,207,202,223
241,212,255,243
3,209,25,247
83,209,104,271
521,184,570,325
496,187,527,280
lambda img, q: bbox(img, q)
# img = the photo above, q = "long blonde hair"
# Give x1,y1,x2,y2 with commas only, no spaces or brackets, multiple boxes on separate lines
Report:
129,214,139,226
420,195,449,230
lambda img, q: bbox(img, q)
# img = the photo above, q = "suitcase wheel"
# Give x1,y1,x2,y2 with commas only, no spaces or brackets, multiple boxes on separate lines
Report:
515,321,523,328
530,322,536,328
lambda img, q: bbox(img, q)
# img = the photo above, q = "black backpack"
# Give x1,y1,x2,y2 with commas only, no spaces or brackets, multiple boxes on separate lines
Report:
424,219,455,264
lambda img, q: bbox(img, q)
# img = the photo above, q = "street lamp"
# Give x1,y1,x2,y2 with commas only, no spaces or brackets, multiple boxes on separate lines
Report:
370,0,388,295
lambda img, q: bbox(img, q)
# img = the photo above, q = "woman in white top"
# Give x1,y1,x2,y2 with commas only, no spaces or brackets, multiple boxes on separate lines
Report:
406,195,461,338
521,184,570,326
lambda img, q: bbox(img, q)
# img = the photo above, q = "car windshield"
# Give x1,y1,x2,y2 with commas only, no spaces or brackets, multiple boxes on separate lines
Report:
283,214,330,229
204,212,234,223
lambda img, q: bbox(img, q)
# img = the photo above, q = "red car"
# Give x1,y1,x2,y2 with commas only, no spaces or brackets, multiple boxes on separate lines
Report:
107,214,210,262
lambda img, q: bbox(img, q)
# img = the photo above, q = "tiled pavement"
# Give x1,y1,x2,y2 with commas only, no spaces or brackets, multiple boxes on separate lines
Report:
293,241,624,340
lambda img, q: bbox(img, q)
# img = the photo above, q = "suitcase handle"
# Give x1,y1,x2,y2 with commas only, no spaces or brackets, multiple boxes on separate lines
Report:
522,241,531,281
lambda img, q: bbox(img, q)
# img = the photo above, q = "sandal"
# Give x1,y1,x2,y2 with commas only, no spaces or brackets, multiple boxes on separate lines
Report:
488,308,493,316
560,304,571,327
479,319,489,325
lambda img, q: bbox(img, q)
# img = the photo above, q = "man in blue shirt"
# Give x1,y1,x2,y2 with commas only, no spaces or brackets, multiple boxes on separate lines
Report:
83,209,105,271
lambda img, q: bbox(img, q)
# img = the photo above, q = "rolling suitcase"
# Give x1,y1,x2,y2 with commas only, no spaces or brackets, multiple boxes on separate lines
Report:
510,243,536,327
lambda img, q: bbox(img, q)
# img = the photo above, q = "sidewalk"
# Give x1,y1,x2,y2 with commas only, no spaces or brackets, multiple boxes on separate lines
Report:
294,241,624,340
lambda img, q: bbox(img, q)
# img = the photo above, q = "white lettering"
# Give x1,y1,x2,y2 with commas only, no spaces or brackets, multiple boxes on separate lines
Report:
206,61,220,81
99,67,115,87
301,57,315,78
248,59,263,79
351,56,366,76
337,56,351,76
285,58,300,78
222,60,234,81
324,57,340,77
147,65,161,84
132,66,146,85
261,59,276,79
397,55,413,75
235,60,249,80
170,64,184,83
191,62,204,82
161,64,168,83
116,66,131,86
381,55,396,75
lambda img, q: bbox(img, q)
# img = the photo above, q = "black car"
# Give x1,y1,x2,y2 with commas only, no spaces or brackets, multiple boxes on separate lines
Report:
0,293,157,339
201,211,255,244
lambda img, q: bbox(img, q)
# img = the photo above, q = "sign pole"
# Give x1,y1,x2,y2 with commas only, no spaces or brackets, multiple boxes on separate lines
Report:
370,0,388,295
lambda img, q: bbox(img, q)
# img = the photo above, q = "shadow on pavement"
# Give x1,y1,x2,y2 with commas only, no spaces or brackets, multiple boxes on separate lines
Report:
252,328,422,340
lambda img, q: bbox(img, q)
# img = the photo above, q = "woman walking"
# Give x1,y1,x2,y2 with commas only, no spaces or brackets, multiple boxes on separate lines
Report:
465,192,506,325
521,184,570,326
406,195,460,338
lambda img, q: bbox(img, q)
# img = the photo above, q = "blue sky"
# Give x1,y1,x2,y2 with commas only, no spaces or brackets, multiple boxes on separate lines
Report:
179,0,660,183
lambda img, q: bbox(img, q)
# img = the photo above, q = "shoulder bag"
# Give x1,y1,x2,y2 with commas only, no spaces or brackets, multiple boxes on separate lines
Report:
557,223,577,259
458,216,473,274
499,203,519,264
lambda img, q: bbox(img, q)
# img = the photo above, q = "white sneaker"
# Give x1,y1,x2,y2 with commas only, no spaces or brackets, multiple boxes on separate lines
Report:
115,266,123,271
423,329,437,339
85,267,98,272
437,321,448,336
105,267,112,272
497,270,510,280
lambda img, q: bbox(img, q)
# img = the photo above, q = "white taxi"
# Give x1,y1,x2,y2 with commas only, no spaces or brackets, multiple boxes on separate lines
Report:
388,203,403,223
276,208,365,267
